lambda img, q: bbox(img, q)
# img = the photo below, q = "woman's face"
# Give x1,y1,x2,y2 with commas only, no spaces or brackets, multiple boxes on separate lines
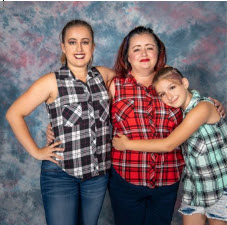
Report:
127,33,159,74
61,25,94,69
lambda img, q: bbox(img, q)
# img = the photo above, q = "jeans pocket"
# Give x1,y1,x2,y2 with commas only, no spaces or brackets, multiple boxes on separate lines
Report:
41,160,62,172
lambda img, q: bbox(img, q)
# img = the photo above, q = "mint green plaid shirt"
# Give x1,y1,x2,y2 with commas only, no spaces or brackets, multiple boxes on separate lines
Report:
181,90,227,207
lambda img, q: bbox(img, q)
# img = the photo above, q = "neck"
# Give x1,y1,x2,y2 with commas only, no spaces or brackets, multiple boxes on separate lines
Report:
67,64,88,82
131,69,155,87
181,90,193,110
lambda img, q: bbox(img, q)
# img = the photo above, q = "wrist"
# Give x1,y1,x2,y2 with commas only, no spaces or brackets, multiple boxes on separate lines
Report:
30,148,41,160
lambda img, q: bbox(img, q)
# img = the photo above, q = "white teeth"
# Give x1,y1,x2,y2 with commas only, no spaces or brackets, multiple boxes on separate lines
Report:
74,55,85,59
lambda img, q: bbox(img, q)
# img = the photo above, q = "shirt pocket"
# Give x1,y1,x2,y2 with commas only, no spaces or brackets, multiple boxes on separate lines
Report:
62,103,82,127
113,99,135,122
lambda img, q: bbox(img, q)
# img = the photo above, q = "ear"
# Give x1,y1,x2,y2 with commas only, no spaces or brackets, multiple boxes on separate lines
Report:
182,78,189,89
61,42,66,54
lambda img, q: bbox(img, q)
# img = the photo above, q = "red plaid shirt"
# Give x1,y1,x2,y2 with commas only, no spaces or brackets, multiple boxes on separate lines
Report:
111,75,185,188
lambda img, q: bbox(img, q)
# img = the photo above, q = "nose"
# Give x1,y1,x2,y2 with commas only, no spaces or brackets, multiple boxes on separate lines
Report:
76,43,83,52
166,92,173,101
141,48,148,56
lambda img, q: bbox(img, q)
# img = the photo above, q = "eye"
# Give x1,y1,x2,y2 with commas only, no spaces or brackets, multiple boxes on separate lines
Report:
159,93,165,98
133,48,140,52
69,41,76,45
170,85,176,90
147,47,154,50
82,41,89,45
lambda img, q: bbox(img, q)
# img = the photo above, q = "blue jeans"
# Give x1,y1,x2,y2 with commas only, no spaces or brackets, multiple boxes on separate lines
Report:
40,160,109,225
108,167,179,225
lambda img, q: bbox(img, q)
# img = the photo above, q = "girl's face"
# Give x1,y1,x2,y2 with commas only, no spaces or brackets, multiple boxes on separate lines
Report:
127,33,159,74
155,78,191,110
61,26,94,69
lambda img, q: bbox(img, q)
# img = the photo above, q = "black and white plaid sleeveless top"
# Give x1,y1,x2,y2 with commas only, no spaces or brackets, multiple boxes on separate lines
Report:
46,65,111,180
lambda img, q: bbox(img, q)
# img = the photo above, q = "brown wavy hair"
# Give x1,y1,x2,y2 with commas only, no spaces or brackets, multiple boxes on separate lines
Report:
152,67,184,87
113,26,167,77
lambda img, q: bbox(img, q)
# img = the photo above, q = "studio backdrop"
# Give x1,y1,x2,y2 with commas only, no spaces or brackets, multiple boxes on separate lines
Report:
0,2,226,225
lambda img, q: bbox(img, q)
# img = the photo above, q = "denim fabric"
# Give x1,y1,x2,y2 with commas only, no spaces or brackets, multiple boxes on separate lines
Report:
108,167,179,225
40,160,108,225
179,188,227,222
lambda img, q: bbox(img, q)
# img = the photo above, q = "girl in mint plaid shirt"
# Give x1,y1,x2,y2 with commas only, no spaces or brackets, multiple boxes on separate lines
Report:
113,67,227,225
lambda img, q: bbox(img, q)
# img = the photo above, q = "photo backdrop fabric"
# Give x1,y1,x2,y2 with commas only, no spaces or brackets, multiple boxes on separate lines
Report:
1,2,226,225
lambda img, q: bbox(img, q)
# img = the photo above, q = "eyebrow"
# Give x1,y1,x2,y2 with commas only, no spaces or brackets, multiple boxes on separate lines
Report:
132,44,155,49
68,38,90,41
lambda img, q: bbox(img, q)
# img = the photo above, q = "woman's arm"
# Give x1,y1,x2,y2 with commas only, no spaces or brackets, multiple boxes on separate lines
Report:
108,79,115,102
112,101,220,152
6,73,64,164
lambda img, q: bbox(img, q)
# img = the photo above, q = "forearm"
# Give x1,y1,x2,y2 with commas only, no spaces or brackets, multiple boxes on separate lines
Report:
126,138,174,153
6,112,39,159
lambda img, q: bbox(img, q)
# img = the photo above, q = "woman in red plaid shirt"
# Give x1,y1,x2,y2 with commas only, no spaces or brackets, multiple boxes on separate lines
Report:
108,26,184,225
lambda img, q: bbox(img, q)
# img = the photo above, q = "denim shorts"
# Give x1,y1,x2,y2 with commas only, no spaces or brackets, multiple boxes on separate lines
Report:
179,188,227,222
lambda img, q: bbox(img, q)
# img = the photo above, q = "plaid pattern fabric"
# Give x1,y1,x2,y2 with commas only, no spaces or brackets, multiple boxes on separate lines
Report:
46,65,111,180
182,90,227,207
111,75,185,188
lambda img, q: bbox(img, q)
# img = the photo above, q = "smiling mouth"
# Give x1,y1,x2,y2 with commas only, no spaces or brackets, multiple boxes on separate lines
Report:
74,54,85,59
170,97,178,104
140,59,150,62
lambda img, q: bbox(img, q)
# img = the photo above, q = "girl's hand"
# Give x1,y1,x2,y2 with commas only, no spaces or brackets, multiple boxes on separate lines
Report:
35,141,64,164
46,123,55,146
112,134,129,151
209,97,226,118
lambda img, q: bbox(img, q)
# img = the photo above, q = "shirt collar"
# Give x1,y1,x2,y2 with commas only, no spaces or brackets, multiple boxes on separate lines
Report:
184,90,200,114
124,71,154,91
59,64,94,81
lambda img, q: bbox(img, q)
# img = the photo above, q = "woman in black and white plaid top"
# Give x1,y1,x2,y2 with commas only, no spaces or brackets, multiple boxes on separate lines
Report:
6,20,115,225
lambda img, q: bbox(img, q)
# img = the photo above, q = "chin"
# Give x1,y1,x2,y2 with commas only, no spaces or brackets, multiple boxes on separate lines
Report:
168,103,180,109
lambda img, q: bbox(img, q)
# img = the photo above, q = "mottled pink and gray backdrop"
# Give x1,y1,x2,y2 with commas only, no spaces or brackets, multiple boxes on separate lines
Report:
1,2,226,225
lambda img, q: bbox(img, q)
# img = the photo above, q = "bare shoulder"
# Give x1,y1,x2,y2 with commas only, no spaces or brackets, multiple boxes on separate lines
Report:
37,72,55,83
96,66,115,81
96,66,114,74
33,73,57,90
196,101,214,111
198,101,221,123
30,72,57,104
187,101,220,124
